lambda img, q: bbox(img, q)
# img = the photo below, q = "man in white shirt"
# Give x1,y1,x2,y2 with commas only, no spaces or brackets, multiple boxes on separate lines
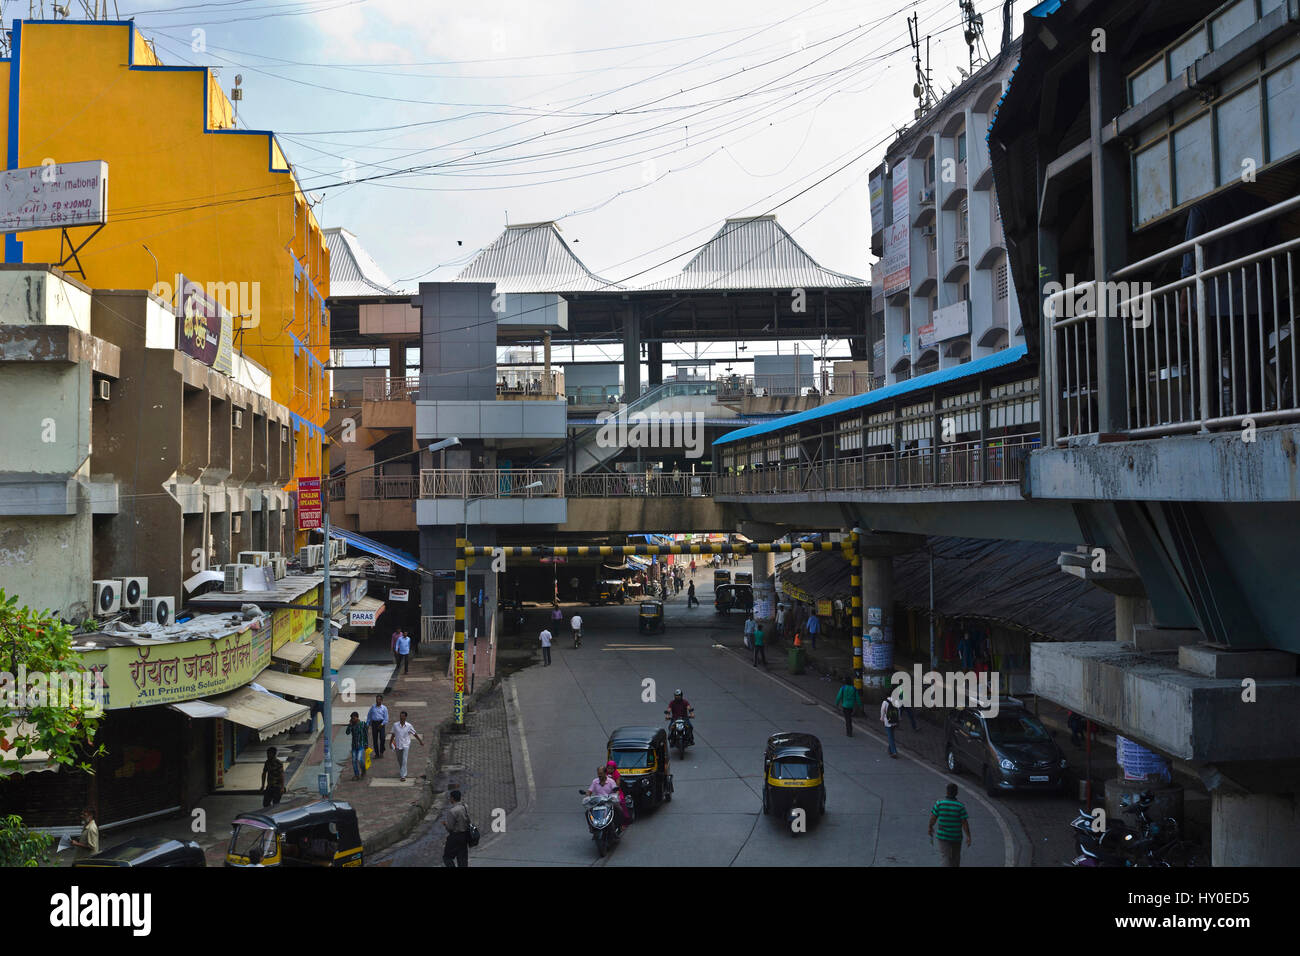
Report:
743,614,756,649
570,614,583,648
539,627,553,666
880,696,899,759
389,711,424,782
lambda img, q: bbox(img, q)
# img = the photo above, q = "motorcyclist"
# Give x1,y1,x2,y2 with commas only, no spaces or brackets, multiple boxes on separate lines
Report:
664,689,695,745
581,765,623,836
570,613,583,647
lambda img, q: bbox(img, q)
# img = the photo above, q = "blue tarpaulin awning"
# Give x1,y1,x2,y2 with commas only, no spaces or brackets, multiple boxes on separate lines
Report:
320,527,419,572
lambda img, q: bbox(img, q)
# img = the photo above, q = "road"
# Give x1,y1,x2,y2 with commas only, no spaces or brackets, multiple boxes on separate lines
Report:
458,599,1016,867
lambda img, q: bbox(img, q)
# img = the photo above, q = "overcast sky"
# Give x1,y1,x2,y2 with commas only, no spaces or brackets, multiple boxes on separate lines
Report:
121,0,1021,366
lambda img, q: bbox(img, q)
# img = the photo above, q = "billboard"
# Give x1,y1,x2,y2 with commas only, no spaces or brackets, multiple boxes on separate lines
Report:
297,477,322,531
868,171,885,233
881,164,910,296
0,160,108,232
176,275,234,376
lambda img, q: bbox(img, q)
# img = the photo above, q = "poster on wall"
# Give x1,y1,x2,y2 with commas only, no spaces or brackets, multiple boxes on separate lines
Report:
881,164,910,295
175,274,234,376
297,477,321,531
869,171,885,232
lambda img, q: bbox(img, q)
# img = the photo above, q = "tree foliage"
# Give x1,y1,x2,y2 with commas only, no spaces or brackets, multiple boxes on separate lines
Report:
0,814,53,867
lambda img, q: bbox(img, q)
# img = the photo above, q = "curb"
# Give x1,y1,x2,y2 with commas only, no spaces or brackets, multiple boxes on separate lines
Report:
361,676,500,858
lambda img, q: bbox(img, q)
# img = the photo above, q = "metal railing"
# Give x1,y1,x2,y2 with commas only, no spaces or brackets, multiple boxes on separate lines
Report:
564,473,714,497
496,368,563,399
716,372,873,400
359,475,418,500
421,615,454,646
715,433,1038,495
363,375,420,402
1048,194,1300,442
419,468,564,498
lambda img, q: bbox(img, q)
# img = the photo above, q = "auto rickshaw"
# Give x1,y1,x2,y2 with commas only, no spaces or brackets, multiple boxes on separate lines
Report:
595,580,627,605
607,725,673,809
74,836,206,867
734,571,753,586
713,568,732,590
762,732,825,833
638,599,664,633
714,583,754,616
226,799,363,867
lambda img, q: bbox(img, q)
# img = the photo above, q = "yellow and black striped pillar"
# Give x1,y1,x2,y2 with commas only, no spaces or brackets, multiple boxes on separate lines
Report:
453,537,467,729
849,529,863,697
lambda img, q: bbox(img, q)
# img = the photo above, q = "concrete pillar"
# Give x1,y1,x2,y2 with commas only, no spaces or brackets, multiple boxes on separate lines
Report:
543,331,551,380
1115,595,1152,641
1212,791,1300,866
389,338,405,379
860,555,894,693
622,306,640,399
647,341,663,386
752,551,775,624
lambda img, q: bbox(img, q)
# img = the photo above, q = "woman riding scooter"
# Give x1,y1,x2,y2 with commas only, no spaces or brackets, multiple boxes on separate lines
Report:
605,759,634,825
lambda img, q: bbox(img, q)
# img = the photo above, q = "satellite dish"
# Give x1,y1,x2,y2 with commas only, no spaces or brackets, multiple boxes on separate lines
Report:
912,83,922,98
235,74,243,86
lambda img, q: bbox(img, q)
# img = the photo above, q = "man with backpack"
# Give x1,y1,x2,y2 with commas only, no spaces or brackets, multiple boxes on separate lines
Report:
880,694,900,758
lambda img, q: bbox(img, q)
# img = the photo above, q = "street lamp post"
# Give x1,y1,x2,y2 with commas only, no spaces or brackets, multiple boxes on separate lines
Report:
317,436,459,795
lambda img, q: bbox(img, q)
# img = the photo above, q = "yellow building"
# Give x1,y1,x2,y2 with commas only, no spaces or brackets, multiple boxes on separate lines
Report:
0,18,330,541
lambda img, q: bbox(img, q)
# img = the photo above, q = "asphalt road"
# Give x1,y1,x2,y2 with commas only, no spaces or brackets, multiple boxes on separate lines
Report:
470,600,1016,867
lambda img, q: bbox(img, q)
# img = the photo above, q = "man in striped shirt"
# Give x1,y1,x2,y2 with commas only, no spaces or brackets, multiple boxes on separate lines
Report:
928,783,971,867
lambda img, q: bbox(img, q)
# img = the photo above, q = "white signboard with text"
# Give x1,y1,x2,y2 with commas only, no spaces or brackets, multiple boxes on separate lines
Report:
932,300,971,341
0,161,108,232
881,164,910,295
350,609,379,627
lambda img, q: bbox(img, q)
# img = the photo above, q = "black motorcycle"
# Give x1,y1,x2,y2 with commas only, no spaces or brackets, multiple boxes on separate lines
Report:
667,717,694,759
579,789,623,858
1069,790,1204,866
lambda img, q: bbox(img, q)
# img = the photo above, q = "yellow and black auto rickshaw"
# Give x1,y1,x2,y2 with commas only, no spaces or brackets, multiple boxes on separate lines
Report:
226,799,363,867
607,725,674,809
595,580,627,605
762,732,825,833
713,568,732,590
733,571,753,586
638,599,664,633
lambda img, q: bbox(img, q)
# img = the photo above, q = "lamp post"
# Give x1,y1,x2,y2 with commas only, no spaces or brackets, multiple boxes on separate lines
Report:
317,436,459,795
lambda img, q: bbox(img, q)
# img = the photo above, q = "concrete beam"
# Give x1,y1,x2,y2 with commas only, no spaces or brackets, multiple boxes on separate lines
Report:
1178,645,1296,680
1031,641,1300,765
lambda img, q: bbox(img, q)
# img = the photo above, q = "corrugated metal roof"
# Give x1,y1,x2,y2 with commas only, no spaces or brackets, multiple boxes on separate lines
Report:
714,344,1029,445
324,526,419,572
640,215,865,290
456,221,624,293
324,227,405,298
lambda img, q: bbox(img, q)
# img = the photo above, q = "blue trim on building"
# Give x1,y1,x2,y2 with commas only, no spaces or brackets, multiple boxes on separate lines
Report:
713,345,1030,446
5,20,22,264
322,527,419,572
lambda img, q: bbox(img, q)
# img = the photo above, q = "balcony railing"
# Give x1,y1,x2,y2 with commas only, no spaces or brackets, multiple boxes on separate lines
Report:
363,375,420,402
564,473,714,498
359,475,418,500
1047,194,1300,442
421,615,454,646
715,434,1038,495
496,368,563,399
419,468,564,498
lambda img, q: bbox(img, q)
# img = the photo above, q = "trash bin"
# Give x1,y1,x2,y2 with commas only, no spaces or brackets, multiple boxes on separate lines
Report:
788,647,806,674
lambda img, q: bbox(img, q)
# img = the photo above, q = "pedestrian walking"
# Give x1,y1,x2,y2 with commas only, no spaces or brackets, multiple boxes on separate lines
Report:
836,676,860,736
929,783,971,866
752,621,767,667
260,746,285,806
1068,711,1086,748
389,711,424,782
805,611,820,649
743,613,756,649
687,580,698,608
394,629,412,674
880,695,900,757
367,694,389,758
689,558,696,577
539,626,553,665
775,603,786,637
345,711,368,781
442,789,472,867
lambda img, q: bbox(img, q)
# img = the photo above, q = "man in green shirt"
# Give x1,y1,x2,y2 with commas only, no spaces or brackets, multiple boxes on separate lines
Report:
751,622,766,668
835,677,860,736
928,783,971,866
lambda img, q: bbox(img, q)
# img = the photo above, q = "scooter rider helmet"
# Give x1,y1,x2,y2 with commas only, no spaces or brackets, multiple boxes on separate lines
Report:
674,689,683,698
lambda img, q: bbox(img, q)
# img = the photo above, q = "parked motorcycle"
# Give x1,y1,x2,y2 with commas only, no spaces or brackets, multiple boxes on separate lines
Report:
1069,790,1204,866
579,790,622,858
667,717,693,759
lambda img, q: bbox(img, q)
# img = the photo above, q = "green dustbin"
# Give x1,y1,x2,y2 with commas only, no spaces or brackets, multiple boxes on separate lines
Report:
788,647,806,674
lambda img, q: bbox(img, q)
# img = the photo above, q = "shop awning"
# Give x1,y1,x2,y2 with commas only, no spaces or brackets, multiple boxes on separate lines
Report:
312,633,360,668
168,700,229,719
205,685,310,740
336,596,386,628
272,640,319,668
255,669,334,703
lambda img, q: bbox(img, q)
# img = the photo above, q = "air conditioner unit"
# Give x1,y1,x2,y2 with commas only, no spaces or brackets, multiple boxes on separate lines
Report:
141,596,174,626
233,408,244,429
223,565,249,592
120,576,148,609
955,242,969,260
92,580,120,616
919,186,935,204
298,545,322,570
336,539,347,558
96,379,111,401
273,557,287,580
238,551,271,567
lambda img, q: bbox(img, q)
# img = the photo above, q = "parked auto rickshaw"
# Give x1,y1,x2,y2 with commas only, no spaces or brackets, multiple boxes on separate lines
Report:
226,799,363,867
713,568,732,589
638,599,664,633
762,732,825,832
595,580,627,605
714,583,754,616
733,571,753,586
74,836,206,867
607,725,673,809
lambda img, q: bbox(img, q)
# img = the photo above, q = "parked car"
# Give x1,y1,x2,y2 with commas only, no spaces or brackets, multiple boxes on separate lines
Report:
944,698,1068,796
74,837,205,867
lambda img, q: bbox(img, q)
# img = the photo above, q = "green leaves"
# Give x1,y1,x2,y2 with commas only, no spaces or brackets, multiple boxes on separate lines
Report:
0,814,53,867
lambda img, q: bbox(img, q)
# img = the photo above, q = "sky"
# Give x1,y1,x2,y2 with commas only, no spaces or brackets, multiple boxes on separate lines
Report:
107,0,1022,367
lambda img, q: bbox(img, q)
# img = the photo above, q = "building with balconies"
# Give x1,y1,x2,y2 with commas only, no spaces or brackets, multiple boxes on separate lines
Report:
870,39,1024,386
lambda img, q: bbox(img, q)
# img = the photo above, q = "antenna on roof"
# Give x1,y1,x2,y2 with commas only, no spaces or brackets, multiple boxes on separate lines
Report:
230,74,243,126
960,0,990,73
908,14,936,120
